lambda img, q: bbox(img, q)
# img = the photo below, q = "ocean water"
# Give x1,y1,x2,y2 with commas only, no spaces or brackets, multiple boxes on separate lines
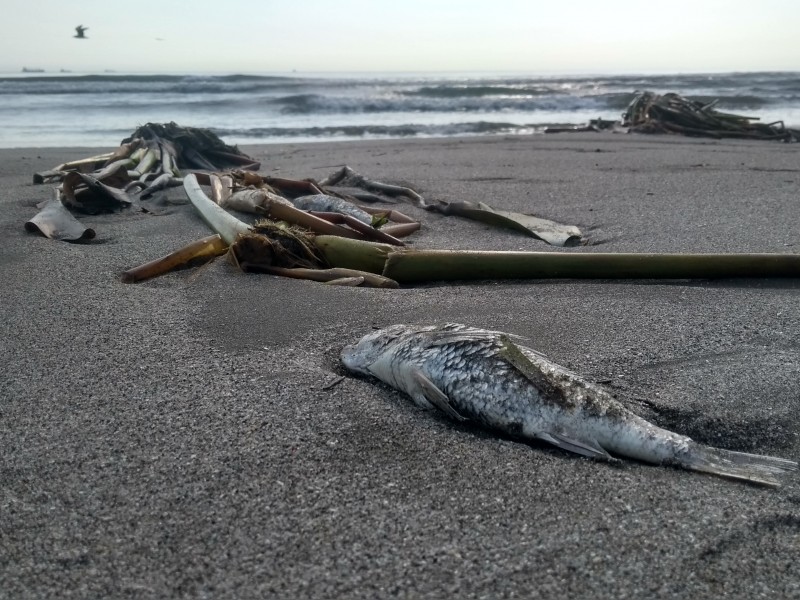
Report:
1,71,799,148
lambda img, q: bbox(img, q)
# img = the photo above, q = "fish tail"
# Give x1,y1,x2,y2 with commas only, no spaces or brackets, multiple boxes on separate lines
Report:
682,442,798,487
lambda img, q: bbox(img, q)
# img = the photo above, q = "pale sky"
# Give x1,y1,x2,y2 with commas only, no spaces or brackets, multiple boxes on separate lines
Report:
2,0,799,74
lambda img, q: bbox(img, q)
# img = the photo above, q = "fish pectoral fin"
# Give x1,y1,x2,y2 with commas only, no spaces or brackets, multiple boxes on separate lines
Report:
411,369,467,422
538,431,614,461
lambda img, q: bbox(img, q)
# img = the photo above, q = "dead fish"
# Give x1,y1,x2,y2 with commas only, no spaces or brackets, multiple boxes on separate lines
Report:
291,194,372,225
341,323,798,486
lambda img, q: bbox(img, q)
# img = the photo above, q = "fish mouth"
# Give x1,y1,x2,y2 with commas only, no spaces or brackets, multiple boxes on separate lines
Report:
340,344,364,373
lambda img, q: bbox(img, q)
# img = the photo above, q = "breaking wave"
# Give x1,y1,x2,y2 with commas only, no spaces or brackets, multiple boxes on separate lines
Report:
1,70,798,146
214,121,536,140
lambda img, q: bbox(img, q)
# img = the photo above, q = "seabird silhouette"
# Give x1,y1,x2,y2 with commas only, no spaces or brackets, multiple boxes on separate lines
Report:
74,25,88,39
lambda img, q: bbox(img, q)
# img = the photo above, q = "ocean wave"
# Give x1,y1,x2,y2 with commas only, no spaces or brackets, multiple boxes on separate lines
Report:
214,121,535,139
3,72,799,113
269,91,637,115
402,85,554,98
0,73,307,95
3,71,800,147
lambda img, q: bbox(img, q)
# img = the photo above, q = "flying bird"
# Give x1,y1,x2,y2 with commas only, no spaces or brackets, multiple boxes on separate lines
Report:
74,25,88,39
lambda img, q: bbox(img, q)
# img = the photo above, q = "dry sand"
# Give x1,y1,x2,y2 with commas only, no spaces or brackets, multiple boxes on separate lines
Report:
1,133,799,599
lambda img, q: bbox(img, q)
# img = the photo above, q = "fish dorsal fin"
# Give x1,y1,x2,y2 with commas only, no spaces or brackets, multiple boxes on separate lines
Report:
497,335,553,387
497,335,581,411
538,431,614,461
411,369,467,422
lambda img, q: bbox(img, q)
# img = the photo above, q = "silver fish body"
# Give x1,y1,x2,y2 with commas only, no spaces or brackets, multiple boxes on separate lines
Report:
341,323,797,486
291,194,372,225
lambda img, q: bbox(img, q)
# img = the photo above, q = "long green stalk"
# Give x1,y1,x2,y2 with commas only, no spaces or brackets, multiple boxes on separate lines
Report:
381,251,800,283
314,236,393,274
316,238,800,282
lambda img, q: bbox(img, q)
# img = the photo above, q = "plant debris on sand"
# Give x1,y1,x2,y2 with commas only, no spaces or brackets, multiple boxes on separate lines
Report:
121,122,261,171
33,121,260,188
622,91,800,141
546,90,800,142
24,122,800,288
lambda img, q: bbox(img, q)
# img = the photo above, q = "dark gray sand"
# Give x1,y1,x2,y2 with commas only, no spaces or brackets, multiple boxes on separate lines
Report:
2,134,799,599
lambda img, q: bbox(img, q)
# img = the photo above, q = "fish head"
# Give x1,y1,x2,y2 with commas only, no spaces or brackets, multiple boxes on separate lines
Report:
341,324,416,374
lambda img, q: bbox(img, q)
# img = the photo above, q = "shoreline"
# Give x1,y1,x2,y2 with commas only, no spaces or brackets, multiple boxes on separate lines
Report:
2,133,799,598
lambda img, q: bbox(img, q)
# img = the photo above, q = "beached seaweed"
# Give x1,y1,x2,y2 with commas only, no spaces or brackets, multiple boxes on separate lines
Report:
25,126,800,287
24,188,96,242
546,90,800,142
27,122,262,239
122,122,261,171
319,165,582,246
315,237,800,283
33,123,261,187
622,92,800,141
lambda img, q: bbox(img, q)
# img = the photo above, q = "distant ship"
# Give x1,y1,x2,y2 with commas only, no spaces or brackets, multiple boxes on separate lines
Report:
22,67,45,73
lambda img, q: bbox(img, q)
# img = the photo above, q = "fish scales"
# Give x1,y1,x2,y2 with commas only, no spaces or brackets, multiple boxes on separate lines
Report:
291,194,373,225
341,323,798,486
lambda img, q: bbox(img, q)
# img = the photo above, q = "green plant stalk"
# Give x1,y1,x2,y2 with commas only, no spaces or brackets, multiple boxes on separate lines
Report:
314,236,393,274
183,174,252,244
161,148,176,177
381,251,800,283
129,147,147,163
135,148,158,178
317,239,800,282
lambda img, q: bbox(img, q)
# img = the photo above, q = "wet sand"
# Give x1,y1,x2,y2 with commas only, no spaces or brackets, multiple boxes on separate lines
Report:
2,134,799,598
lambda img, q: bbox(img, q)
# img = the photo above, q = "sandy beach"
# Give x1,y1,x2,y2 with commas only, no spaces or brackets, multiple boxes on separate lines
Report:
2,133,799,598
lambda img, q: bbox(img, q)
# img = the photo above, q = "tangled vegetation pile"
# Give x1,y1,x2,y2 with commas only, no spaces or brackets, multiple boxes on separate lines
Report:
121,122,261,171
622,92,800,141
33,122,260,188
23,122,800,287
546,91,800,142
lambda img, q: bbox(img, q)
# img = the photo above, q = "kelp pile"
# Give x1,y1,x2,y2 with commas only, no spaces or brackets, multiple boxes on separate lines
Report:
25,122,584,264
172,167,583,287
546,90,800,142
26,122,579,285
622,92,800,141
142,169,800,287
24,122,800,287
34,122,260,187
26,123,261,242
